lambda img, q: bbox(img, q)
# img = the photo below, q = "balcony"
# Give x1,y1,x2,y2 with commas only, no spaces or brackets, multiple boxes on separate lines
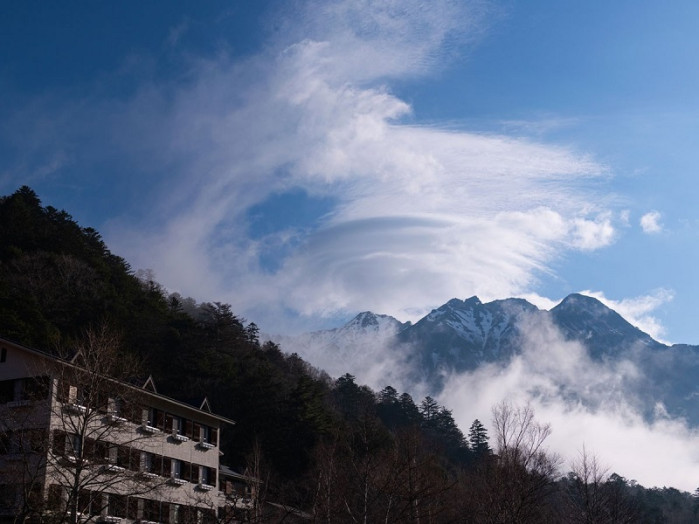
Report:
170,432,189,443
105,413,127,424
140,424,160,434
103,464,126,474
168,477,187,486
97,516,121,523
62,454,80,465
197,441,215,450
64,403,87,414
139,471,159,480
197,483,215,491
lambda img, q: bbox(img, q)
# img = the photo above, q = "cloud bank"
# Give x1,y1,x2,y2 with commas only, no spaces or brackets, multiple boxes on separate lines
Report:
284,294,697,491
440,313,699,492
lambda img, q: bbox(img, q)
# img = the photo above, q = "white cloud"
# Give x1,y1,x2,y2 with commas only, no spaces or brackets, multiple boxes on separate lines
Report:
2,0,620,334
569,214,615,250
282,291,696,491
619,209,631,226
103,0,617,332
440,312,699,491
640,210,663,233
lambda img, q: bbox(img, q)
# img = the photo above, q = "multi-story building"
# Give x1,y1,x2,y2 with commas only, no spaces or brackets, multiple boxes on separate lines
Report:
0,336,240,523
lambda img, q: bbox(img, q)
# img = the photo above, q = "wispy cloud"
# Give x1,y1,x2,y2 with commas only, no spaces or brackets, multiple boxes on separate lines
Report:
103,0,619,331
2,0,620,333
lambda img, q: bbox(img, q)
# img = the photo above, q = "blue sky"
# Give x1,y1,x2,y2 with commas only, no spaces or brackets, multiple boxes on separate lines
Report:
2,0,699,342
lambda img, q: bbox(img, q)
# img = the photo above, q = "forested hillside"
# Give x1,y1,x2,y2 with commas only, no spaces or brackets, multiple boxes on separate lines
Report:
1,187,697,522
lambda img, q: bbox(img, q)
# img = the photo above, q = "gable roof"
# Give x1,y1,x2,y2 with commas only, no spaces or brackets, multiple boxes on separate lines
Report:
142,375,158,393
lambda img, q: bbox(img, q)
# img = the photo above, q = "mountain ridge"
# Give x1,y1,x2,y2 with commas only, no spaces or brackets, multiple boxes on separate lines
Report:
283,293,699,426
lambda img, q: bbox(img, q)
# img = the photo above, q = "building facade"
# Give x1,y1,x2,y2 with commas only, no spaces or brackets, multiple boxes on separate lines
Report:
0,337,239,524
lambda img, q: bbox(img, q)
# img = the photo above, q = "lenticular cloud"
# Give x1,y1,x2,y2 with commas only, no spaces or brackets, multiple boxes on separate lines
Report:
106,0,616,331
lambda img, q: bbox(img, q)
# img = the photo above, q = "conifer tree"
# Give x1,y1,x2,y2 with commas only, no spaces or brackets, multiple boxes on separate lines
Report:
468,419,491,457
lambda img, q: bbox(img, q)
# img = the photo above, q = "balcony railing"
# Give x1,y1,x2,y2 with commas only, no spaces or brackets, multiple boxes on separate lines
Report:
64,403,87,414
105,413,127,424
140,423,160,434
103,464,126,474
168,477,187,486
97,517,121,523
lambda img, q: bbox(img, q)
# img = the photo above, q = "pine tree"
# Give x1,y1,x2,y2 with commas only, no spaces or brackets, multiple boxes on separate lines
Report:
419,396,440,423
468,419,491,457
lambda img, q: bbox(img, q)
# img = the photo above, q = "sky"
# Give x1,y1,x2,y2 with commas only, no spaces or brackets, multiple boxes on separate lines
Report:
3,1,699,342
4,1,699,344
3,0,699,490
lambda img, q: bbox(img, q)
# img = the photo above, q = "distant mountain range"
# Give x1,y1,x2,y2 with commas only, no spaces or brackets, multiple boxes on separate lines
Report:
280,293,699,426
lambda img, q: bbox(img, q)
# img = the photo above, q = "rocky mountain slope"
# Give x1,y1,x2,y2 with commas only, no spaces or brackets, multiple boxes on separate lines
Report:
283,294,699,426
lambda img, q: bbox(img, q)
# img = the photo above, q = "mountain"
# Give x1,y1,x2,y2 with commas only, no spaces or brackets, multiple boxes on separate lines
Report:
287,294,699,426
398,296,538,376
273,312,410,385
550,293,664,355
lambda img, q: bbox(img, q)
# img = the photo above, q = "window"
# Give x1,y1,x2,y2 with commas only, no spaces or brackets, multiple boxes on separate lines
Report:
0,431,12,454
143,499,161,521
69,433,82,457
0,377,49,403
102,442,116,463
172,459,182,479
0,484,18,510
171,503,181,524
141,451,155,473
9,429,47,454
188,462,198,484
127,497,140,520
47,485,65,511
0,347,6,363
182,461,193,483
116,445,132,469
24,376,50,401
201,508,216,524
201,466,215,486
52,431,67,456
0,380,13,402
69,385,82,404
162,457,171,477
108,396,123,415
146,407,164,428
107,493,127,518
78,489,102,516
